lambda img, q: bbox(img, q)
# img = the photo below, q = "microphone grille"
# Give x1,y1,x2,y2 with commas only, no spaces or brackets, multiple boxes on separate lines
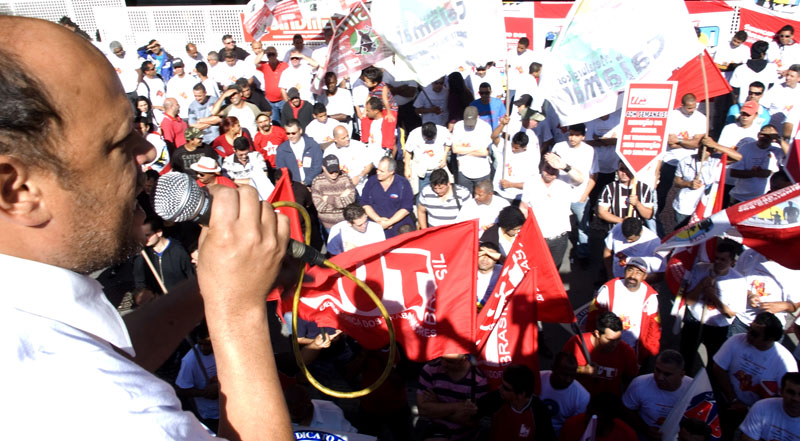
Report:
152,172,203,222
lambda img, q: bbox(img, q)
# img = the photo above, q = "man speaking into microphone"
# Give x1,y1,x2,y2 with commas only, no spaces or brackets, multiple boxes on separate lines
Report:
1,17,294,441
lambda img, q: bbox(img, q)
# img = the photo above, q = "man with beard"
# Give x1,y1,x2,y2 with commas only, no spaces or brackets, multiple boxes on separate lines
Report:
253,111,287,170
1,17,293,440
586,257,661,364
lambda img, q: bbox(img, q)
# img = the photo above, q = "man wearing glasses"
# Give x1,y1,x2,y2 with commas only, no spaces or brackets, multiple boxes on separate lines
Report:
767,25,800,77
469,82,506,130
218,34,249,61
137,39,175,82
728,124,787,204
725,81,771,128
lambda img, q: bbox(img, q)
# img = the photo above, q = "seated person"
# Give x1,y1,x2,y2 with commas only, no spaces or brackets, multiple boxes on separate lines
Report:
327,203,385,255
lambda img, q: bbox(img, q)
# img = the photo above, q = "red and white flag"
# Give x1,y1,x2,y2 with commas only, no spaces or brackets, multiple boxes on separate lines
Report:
659,182,800,270
476,207,574,350
288,221,479,362
243,0,302,40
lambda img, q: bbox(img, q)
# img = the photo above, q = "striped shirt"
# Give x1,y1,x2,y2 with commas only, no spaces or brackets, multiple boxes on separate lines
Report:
418,184,471,227
418,358,488,439
598,180,654,221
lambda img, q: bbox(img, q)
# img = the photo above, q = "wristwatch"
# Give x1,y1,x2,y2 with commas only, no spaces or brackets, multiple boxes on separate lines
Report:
563,164,572,173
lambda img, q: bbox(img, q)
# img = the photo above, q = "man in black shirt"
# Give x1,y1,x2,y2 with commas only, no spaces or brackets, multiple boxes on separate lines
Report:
171,127,219,178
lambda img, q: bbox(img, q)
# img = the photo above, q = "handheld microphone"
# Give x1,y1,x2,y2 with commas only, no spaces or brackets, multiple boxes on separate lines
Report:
152,172,326,266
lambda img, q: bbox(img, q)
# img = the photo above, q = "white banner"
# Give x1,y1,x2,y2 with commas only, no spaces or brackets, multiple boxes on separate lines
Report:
370,0,506,86
539,0,702,125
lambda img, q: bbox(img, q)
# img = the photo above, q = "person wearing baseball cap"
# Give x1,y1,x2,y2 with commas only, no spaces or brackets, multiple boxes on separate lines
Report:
311,155,356,233
189,156,235,188
587,255,661,363
451,105,493,193
170,127,219,178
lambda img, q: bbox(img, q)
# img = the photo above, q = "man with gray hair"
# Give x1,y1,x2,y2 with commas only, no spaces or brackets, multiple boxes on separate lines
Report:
360,156,415,238
622,350,692,441
106,40,140,109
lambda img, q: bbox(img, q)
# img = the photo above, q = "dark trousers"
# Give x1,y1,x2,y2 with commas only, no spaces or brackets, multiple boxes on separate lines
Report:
546,232,569,271
679,316,729,374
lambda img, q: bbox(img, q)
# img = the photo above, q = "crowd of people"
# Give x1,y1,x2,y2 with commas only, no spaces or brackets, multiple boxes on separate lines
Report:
7,12,800,441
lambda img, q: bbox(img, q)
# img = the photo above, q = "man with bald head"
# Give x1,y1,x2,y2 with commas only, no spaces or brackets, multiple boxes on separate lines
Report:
161,97,188,152
324,125,380,193
1,17,293,440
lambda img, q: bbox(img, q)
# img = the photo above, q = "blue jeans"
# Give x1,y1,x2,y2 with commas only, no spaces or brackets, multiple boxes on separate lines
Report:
570,200,590,258
269,100,284,124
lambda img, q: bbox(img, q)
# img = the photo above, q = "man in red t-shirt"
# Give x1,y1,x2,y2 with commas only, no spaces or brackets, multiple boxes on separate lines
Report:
161,97,188,152
253,110,287,169
563,311,638,397
256,46,289,122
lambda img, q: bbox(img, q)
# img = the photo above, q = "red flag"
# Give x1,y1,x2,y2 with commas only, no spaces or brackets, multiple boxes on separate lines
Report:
268,168,304,242
289,221,479,362
266,168,304,303
786,139,800,184
668,49,731,107
324,2,393,80
477,268,540,390
476,208,573,351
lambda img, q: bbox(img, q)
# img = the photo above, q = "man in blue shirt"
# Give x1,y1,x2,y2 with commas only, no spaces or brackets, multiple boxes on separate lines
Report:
470,82,506,130
361,157,415,238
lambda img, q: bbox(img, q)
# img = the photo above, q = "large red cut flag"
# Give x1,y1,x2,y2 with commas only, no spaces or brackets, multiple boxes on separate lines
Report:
478,268,539,389
289,221,479,362
668,49,731,108
476,207,573,352
266,168,304,303
658,183,800,270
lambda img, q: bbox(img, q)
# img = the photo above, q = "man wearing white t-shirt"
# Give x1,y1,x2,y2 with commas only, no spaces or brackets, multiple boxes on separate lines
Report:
403,122,451,193
304,103,339,149
739,372,800,441
492,131,540,203
763,65,800,142
672,146,723,227
658,94,706,227
729,125,787,204
326,203,385,256
279,51,316,104
215,50,257,90
166,59,197,119
550,123,594,260
622,350,693,441
539,352,590,435
455,180,510,237
680,239,746,371
324,125,380,194
452,106,493,193
507,37,537,101
603,217,662,281
520,160,573,269
732,248,800,334
713,312,798,437
714,31,750,82
767,25,800,77
107,41,140,107
730,41,778,106
414,77,449,127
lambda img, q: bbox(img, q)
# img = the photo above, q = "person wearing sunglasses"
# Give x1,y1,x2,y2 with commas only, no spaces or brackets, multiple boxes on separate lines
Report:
217,33,248,61
767,25,800,77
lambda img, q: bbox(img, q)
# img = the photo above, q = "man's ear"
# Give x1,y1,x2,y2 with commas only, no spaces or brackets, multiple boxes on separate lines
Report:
0,156,52,226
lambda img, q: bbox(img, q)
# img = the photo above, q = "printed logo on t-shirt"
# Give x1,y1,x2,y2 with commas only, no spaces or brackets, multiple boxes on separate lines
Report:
620,314,632,331
389,193,399,199
518,424,531,438
595,365,618,380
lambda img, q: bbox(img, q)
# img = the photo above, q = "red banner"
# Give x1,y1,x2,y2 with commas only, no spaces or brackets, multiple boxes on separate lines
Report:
266,168,304,304
291,221,479,362
738,6,800,47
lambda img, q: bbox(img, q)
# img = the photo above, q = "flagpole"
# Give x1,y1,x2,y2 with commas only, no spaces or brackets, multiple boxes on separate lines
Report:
571,322,592,366
700,50,710,135
626,178,638,218
502,59,512,180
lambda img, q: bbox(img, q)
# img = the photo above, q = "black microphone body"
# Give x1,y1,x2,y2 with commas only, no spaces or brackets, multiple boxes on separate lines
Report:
153,172,326,267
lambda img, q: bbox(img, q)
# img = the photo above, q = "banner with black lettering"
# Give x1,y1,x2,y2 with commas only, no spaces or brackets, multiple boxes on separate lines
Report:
290,221,478,362
323,2,393,81
538,0,702,125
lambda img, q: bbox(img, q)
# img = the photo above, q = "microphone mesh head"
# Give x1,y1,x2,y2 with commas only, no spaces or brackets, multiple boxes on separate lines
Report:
152,172,203,222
